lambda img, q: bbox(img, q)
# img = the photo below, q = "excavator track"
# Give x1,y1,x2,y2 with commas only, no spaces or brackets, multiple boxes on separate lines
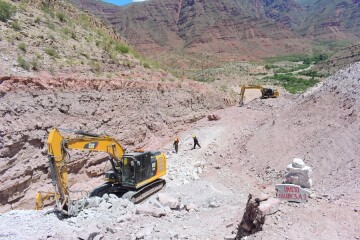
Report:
123,179,166,203
89,179,166,203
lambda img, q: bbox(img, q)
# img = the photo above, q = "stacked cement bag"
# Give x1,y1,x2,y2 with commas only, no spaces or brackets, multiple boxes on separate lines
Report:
285,158,312,188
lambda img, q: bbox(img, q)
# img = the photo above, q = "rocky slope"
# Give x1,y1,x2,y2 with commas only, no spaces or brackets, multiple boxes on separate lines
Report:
315,42,360,74
70,0,360,66
0,0,150,79
297,0,360,40
0,74,235,212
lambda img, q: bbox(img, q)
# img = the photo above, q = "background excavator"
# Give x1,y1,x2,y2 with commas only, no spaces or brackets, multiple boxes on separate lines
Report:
239,84,279,106
35,128,166,216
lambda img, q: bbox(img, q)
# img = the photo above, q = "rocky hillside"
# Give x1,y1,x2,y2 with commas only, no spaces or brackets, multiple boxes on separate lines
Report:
70,0,360,66
0,75,236,212
315,42,360,74
0,0,153,79
70,0,307,61
297,0,360,40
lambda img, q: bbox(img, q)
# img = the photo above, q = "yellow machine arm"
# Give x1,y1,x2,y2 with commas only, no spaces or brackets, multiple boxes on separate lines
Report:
239,84,262,106
40,128,124,213
239,84,279,106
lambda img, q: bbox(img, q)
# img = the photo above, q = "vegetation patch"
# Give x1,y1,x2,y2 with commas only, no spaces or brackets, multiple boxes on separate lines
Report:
18,42,26,52
298,70,327,78
0,0,16,22
90,60,101,73
56,12,66,22
17,55,30,70
265,53,328,64
274,63,310,74
115,43,130,54
34,16,40,24
11,20,21,31
45,47,60,59
265,74,319,94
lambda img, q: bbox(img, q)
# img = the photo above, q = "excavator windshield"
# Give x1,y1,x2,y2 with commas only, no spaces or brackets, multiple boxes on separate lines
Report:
122,157,136,187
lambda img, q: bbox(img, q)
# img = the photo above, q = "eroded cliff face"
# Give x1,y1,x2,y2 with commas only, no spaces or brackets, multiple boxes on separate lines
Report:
69,0,359,63
299,0,360,40
71,0,307,61
0,76,236,211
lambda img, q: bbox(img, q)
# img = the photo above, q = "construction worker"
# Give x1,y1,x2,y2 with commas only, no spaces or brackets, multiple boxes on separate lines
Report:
173,137,179,154
192,135,201,149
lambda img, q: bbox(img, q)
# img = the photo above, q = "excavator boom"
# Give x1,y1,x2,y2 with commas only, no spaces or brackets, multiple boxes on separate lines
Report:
239,84,279,106
37,128,166,215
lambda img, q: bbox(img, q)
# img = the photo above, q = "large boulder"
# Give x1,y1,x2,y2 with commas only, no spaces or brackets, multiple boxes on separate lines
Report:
135,204,166,217
258,197,280,215
157,193,180,209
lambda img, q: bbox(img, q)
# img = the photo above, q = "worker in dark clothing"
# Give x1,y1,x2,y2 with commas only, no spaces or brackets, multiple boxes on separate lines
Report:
173,138,179,154
192,135,201,149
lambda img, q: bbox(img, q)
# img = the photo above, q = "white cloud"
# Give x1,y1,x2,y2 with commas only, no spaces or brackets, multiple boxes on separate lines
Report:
132,0,148,2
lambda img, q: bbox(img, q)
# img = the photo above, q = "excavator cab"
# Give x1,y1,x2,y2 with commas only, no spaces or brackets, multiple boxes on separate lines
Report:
105,151,162,189
121,152,159,188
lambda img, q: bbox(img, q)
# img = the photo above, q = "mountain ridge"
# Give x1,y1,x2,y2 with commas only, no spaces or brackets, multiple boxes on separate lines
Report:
70,0,360,65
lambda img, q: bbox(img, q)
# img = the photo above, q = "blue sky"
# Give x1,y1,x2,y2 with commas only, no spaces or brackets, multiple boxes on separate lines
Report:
102,0,147,6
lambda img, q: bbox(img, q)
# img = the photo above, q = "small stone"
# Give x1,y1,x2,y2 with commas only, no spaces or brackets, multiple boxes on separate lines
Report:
193,172,200,180
224,234,236,240
185,203,197,211
209,202,219,208
99,201,112,209
93,234,104,240
109,194,118,199
103,193,110,202
106,227,117,233
226,223,234,228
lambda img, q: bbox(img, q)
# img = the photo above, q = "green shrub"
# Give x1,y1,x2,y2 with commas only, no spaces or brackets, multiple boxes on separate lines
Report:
299,70,326,78
56,12,66,22
78,13,90,29
17,55,30,70
18,42,26,52
30,57,40,70
41,5,54,17
19,0,27,12
34,16,40,24
11,20,21,31
266,74,319,94
312,53,328,63
62,28,77,40
274,64,310,74
0,0,16,22
47,22,55,30
90,60,101,73
265,64,276,70
45,48,59,58
143,62,151,69
115,43,129,54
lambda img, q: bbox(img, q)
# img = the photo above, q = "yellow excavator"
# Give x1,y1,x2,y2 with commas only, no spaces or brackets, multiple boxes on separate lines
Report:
239,84,279,106
35,128,166,215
